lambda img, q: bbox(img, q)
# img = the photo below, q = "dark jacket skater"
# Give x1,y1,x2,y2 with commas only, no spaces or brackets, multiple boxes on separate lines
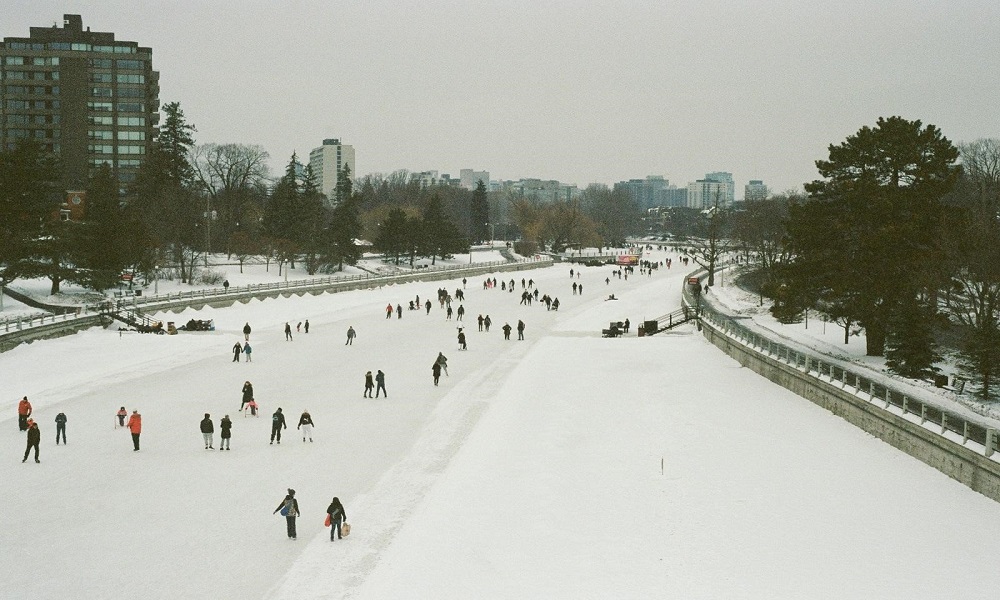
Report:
241,381,254,411
220,415,232,450
232,341,242,362
55,412,67,445
364,371,374,398
243,322,251,341
502,323,512,340
273,489,300,539
432,361,442,385
23,420,40,463
270,408,287,444
327,497,348,541
375,370,387,398
458,330,467,350
200,414,214,449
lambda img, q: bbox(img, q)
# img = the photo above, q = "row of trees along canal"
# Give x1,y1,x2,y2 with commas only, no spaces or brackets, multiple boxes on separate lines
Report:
1,101,642,302
671,118,1000,400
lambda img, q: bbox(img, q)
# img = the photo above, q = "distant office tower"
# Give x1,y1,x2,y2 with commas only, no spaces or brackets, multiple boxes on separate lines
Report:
0,14,159,192
615,176,670,210
460,169,490,191
308,138,355,203
745,180,768,202
687,179,727,209
704,171,735,205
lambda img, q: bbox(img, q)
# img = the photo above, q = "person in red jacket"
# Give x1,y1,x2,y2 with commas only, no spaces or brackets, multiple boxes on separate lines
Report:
127,410,142,451
18,396,32,431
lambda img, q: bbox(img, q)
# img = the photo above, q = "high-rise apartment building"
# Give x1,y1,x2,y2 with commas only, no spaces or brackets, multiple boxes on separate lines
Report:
460,169,490,191
704,171,735,205
744,179,768,202
308,138,355,203
0,14,159,192
687,179,727,209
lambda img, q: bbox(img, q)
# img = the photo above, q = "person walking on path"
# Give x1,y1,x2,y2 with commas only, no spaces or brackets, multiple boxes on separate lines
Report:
297,410,314,442
432,360,442,386
219,415,232,450
127,410,142,451
436,352,449,377
346,326,356,345
22,419,40,463
396,304,403,319
243,322,251,341
425,300,432,314
457,329,467,350
304,320,310,333
502,322,512,340
375,370,387,398
456,305,465,321
116,406,128,428
364,371,374,398
326,497,348,541
243,341,252,362
232,341,242,362
270,408,287,444
241,381,254,412
284,322,293,341
17,396,32,431
484,315,492,332
477,314,484,331
200,413,214,449
517,320,525,341
385,303,393,319
273,489,300,540
55,412,67,445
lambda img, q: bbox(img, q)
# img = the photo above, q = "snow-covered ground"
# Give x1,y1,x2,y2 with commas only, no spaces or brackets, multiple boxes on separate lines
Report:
4,247,1000,599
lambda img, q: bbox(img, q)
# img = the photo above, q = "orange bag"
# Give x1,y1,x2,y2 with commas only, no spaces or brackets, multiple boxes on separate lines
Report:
324,513,331,527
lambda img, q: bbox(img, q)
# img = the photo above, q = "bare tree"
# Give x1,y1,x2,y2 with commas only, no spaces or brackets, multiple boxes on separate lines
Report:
189,143,271,255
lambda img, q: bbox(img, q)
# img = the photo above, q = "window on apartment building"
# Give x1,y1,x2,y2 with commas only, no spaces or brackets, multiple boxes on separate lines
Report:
89,115,113,125
4,56,24,65
89,58,112,68
116,102,144,113
117,116,145,126
117,73,144,84
116,87,144,98
115,59,143,69
117,131,145,141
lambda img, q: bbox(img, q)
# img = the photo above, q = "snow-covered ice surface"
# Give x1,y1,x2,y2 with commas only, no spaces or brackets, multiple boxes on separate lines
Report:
3,249,1000,600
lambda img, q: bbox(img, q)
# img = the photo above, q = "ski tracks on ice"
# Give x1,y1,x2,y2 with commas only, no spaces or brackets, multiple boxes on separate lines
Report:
264,342,529,600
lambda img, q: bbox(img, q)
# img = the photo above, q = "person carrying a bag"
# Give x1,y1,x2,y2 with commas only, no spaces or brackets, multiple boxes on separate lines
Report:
326,497,348,541
273,488,300,540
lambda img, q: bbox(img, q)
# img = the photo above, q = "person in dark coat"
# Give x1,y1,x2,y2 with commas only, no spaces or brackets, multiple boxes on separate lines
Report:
432,361,442,386
284,322,293,341
484,315,492,332
23,419,40,463
517,319,525,340
456,305,465,321
297,410,314,442
502,322,512,340
243,322,251,341
304,319,310,333
457,329,467,350
425,300,432,314
396,304,402,319
200,413,214,449
327,497,348,541
624,318,630,333
219,415,232,450
346,326,356,345
55,412,67,445
232,341,242,362
273,488,300,539
436,352,449,377
270,408,287,444
241,381,254,412
375,370,387,398
364,371,374,398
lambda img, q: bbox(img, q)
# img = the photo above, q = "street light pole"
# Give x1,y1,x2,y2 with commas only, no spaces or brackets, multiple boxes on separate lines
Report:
154,266,159,295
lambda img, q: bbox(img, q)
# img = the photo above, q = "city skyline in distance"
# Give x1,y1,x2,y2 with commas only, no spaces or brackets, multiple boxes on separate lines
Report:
5,1,999,194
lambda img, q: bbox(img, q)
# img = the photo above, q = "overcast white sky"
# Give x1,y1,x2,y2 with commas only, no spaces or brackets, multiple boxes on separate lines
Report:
7,1,1000,193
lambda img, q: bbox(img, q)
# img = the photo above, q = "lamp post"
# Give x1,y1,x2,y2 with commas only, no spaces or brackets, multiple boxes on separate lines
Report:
154,265,159,295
